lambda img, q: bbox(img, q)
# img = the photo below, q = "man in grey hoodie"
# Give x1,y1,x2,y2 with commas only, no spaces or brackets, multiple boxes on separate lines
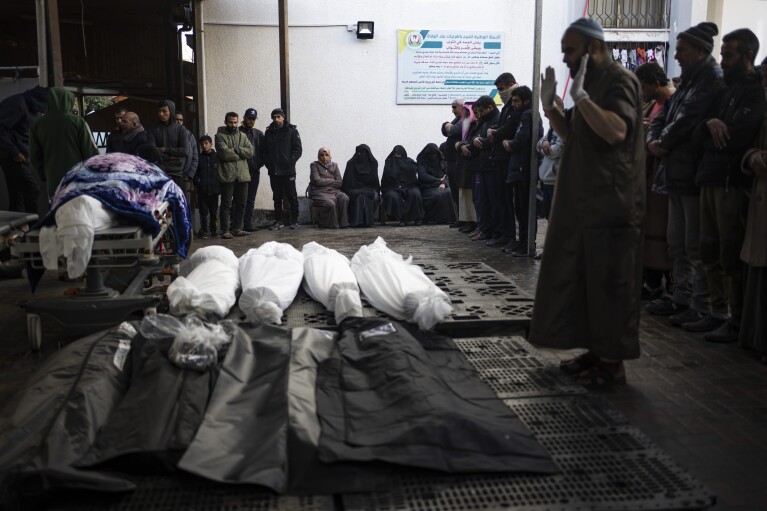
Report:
147,100,190,200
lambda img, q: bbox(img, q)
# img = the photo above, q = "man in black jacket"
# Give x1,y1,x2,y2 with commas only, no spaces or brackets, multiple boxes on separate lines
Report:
646,22,723,328
694,28,766,342
239,108,264,231
487,72,519,248
502,86,542,257
264,108,302,230
441,98,465,220
468,95,501,242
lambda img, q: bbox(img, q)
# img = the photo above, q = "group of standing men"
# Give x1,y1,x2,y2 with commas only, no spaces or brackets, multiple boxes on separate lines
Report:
528,17,767,388
105,104,303,238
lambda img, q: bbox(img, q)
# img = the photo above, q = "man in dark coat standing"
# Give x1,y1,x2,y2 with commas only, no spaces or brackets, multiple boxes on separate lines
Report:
147,100,190,199
239,107,264,231
263,108,302,230
695,28,766,342
0,85,48,213
645,22,723,328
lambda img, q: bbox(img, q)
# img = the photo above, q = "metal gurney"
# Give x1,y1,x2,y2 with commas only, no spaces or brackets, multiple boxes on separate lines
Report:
11,202,179,351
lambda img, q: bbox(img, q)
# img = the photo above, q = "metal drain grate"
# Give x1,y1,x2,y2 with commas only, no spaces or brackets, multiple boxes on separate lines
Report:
475,366,585,398
504,397,627,435
45,476,335,511
455,336,546,360
343,448,715,511
535,427,655,456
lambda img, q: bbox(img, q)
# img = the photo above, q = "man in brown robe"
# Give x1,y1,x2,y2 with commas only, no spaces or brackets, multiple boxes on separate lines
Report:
529,18,646,388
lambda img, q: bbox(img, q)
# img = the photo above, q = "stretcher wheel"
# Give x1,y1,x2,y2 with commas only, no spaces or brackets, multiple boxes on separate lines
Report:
27,313,42,352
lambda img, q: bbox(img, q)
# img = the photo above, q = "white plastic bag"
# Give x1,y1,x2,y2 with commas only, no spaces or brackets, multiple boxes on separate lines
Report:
239,242,304,324
168,246,240,318
351,236,452,330
302,241,362,324
140,313,234,372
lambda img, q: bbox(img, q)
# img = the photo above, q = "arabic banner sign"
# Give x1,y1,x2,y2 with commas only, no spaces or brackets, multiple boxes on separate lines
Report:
397,30,504,104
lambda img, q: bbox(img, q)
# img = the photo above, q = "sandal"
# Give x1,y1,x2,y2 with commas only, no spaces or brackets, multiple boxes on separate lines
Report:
574,362,626,390
559,352,599,376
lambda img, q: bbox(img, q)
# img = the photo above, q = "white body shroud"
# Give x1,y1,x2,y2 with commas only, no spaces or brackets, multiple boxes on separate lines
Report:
239,242,304,325
302,241,363,325
39,195,117,278
351,236,452,330
167,246,240,318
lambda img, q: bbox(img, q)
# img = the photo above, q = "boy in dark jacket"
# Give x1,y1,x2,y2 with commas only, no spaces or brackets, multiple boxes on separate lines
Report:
194,135,221,238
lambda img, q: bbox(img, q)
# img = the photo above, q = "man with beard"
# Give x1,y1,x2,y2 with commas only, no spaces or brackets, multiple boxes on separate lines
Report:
646,23,723,330
215,112,254,239
105,106,128,154
694,28,766,342
487,72,520,249
115,112,149,156
530,18,645,388
264,108,302,230
239,108,264,231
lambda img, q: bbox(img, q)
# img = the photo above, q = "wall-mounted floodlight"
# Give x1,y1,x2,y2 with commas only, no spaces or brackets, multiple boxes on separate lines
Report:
356,21,374,39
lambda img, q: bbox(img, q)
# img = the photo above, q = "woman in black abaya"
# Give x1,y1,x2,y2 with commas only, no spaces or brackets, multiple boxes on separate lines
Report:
381,145,422,226
342,144,380,227
417,143,457,224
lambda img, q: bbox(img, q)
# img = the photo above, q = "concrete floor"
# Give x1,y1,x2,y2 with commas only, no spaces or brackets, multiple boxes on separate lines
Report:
1,220,765,510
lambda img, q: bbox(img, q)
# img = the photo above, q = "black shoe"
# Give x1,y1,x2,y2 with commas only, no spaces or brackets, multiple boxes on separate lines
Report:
232,229,249,237
414,219,422,226
704,321,739,343
398,221,407,227
486,237,508,248
449,221,464,229
458,222,477,233
512,247,529,257
243,226,259,232
269,222,284,231
289,223,301,230
669,308,705,327
646,296,688,316
682,313,726,333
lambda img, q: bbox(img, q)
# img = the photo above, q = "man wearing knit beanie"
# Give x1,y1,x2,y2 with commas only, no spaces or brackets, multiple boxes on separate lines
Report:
530,18,646,388
645,24,724,332
677,22,718,54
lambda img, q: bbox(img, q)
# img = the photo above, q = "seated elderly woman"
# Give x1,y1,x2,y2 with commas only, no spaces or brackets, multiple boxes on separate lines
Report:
342,144,380,227
416,143,457,224
381,145,422,226
308,147,349,228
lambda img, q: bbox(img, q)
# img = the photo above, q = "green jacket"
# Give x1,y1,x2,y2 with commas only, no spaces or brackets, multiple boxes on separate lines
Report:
29,87,99,197
214,127,254,183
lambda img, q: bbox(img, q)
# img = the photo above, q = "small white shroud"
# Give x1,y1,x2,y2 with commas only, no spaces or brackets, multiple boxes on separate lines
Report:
302,241,363,325
351,236,452,330
167,245,240,318
239,241,304,324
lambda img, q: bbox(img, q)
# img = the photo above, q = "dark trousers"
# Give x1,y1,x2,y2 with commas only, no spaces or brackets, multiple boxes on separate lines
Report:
220,181,248,233
446,159,459,210
541,183,555,220
270,175,299,224
0,158,40,214
495,160,514,241
476,170,503,239
242,168,260,230
511,178,531,244
198,192,220,234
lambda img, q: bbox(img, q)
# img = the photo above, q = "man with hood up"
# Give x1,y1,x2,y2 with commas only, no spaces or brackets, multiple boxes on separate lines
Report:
263,107,302,229
0,85,49,213
29,87,99,199
147,99,190,195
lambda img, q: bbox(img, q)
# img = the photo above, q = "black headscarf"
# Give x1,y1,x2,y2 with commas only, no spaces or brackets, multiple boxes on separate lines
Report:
343,144,380,191
416,143,445,180
382,145,418,191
